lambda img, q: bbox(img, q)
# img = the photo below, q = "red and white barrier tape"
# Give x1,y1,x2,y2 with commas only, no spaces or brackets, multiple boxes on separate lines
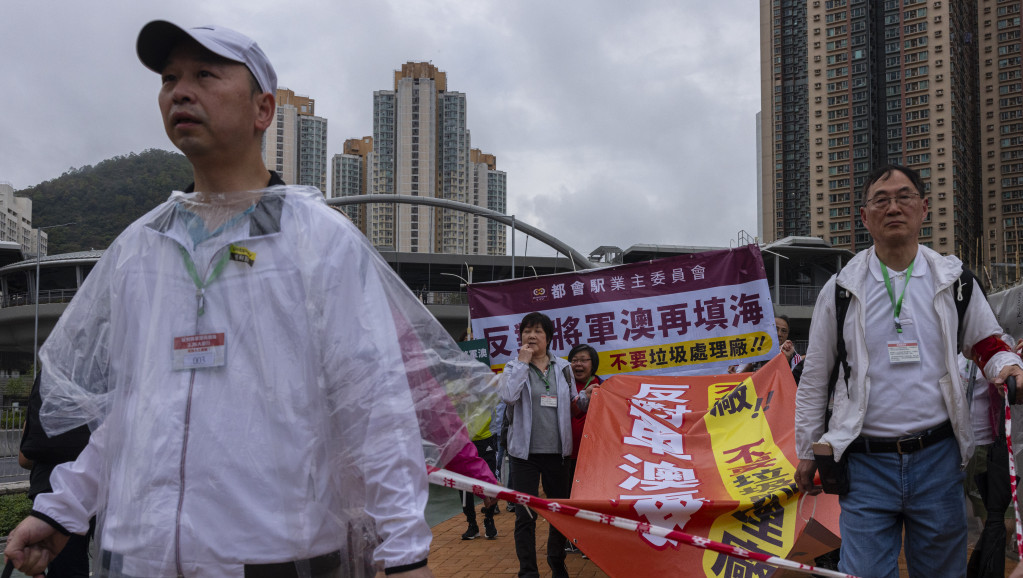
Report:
427,467,858,578
1005,395,1023,559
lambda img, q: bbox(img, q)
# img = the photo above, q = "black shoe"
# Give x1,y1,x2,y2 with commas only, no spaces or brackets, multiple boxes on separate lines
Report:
484,516,498,539
461,523,479,540
565,542,578,553
506,502,515,512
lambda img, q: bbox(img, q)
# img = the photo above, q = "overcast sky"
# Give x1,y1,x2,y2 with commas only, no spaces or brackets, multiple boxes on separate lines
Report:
0,0,761,257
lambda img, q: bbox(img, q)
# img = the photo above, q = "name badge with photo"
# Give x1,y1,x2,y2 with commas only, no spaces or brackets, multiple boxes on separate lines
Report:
173,332,226,371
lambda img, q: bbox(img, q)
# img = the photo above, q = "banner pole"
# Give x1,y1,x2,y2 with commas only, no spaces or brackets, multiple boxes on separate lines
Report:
1005,392,1023,559
427,467,858,578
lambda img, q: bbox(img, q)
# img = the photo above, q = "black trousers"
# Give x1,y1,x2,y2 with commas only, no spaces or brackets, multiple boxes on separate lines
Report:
461,437,498,523
509,454,570,578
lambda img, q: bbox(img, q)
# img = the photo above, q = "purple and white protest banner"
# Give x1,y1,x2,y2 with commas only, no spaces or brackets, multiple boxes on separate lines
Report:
469,245,778,375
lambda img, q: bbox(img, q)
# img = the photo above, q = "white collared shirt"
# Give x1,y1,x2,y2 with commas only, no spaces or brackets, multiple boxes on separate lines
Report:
860,249,950,437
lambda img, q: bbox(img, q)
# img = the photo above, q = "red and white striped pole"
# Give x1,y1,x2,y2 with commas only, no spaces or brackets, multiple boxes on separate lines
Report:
1005,383,1023,559
428,466,858,578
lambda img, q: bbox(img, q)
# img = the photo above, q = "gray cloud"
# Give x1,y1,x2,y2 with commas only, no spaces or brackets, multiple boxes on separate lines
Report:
0,0,760,256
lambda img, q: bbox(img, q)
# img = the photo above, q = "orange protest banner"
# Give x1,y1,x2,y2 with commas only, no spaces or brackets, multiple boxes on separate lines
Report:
533,354,842,578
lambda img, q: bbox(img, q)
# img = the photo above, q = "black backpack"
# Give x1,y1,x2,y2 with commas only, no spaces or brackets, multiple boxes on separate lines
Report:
824,268,978,430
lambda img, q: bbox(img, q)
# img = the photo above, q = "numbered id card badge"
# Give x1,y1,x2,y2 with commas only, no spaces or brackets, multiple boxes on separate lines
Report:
173,332,226,371
540,395,558,408
887,317,921,364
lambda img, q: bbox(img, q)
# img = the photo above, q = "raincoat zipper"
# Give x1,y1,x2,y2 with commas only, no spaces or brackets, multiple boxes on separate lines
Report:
174,243,229,577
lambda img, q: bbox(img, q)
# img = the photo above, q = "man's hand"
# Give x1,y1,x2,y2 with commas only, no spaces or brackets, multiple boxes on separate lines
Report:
993,364,1023,405
4,516,70,577
794,459,822,495
482,496,498,509
780,340,796,362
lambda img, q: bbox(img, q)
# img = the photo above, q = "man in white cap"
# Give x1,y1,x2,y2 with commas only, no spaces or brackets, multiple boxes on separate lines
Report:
3,20,497,578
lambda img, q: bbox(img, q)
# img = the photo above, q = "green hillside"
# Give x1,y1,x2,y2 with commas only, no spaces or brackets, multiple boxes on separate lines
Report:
19,149,194,254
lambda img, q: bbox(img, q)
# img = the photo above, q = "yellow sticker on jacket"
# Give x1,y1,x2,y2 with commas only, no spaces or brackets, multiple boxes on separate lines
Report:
229,244,256,267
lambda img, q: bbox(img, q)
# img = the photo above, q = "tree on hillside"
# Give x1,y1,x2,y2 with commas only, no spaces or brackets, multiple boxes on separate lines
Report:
20,149,194,254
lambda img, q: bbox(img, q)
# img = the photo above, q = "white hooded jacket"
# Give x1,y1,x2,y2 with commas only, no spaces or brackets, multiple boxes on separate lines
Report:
34,185,497,577
795,244,1020,466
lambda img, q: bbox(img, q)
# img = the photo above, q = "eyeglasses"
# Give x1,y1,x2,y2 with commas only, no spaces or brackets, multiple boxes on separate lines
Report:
570,357,591,363
866,193,921,210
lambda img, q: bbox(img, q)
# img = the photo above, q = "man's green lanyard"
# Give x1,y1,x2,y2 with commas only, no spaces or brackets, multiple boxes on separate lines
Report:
179,246,231,317
880,259,915,334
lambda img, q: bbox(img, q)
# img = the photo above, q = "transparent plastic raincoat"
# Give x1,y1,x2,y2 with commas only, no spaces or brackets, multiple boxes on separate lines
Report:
34,185,499,577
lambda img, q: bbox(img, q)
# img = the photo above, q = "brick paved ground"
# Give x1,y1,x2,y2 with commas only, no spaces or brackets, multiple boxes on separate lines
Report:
428,501,608,578
425,505,1023,578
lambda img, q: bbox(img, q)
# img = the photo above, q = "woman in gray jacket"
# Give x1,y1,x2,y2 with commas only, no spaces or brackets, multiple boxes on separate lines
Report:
499,312,574,578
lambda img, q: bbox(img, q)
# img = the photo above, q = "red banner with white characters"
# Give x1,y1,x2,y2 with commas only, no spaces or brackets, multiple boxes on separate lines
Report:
533,355,842,577
468,245,778,376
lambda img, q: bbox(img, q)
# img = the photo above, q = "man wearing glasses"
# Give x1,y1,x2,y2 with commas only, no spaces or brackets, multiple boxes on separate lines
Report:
794,164,1023,578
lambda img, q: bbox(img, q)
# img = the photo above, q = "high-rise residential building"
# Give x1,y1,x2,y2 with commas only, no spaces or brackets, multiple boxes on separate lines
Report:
982,0,1023,285
0,182,45,256
470,149,507,256
331,137,373,227
761,0,994,274
760,0,811,242
357,62,506,255
263,88,328,193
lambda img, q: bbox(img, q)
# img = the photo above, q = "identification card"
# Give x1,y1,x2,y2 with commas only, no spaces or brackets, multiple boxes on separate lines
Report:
887,341,921,364
540,395,558,408
173,333,226,370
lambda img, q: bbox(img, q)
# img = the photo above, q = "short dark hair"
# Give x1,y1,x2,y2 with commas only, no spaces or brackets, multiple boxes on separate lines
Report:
568,343,600,374
519,312,553,345
247,71,261,95
862,164,926,203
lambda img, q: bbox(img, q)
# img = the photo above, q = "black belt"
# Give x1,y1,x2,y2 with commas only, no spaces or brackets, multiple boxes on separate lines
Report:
100,550,343,578
244,551,342,578
846,420,954,455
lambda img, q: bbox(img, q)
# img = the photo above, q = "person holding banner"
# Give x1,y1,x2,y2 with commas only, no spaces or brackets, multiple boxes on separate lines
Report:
499,312,574,578
730,315,801,373
564,343,601,555
795,164,1023,578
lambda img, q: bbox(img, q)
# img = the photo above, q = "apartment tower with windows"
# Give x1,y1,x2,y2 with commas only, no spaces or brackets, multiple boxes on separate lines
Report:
762,0,995,274
0,182,46,256
981,0,1023,285
263,88,328,193
363,62,506,255
331,137,373,228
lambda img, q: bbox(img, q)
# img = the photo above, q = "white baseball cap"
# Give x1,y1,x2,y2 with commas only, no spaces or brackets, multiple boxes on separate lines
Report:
136,20,277,95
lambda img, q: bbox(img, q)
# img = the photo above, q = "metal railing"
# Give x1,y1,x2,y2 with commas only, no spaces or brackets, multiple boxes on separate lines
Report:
413,290,468,306
0,289,79,309
775,285,824,307
0,405,28,483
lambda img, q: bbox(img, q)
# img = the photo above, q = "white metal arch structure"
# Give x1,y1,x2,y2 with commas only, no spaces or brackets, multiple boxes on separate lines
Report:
326,194,597,271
